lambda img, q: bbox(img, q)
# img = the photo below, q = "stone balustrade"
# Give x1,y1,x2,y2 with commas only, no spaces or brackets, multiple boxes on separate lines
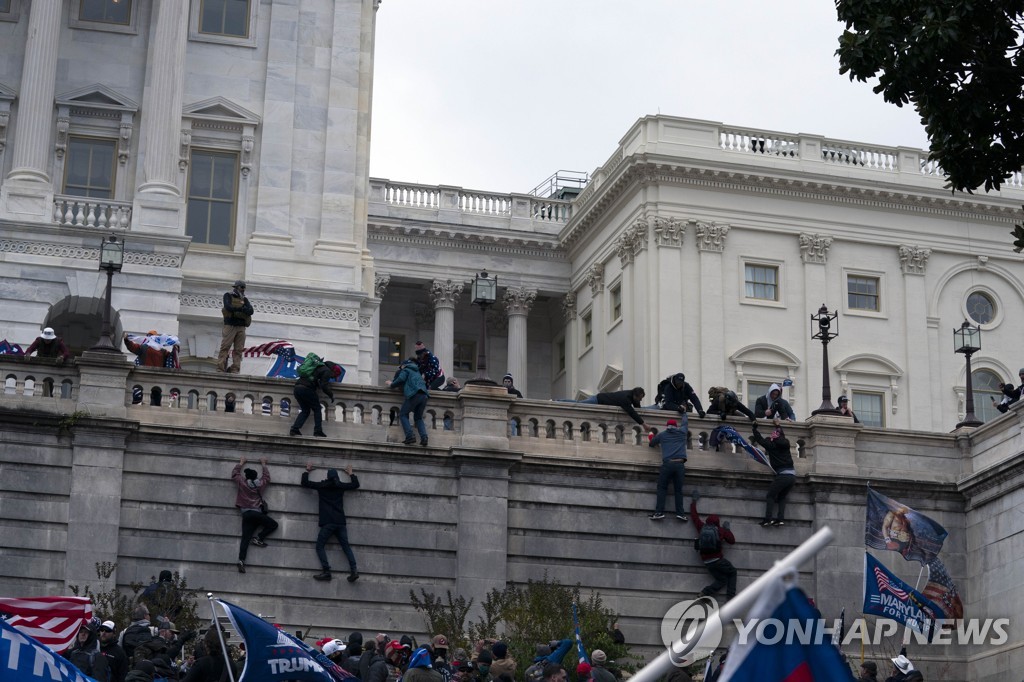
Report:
53,195,132,229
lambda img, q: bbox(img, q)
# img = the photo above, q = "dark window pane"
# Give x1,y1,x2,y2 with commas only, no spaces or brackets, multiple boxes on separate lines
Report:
0,0,11,13
966,292,994,325
80,0,131,24
211,156,236,199
208,202,233,246
223,0,249,37
64,138,115,199
186,200,211,242
189,156,214,197
200,0,223,34
187,151,237,246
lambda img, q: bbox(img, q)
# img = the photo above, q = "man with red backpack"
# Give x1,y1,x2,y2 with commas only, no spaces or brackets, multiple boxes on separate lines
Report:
690,490,737,600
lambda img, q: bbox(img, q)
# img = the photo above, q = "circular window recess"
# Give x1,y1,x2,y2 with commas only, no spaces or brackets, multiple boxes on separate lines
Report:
963,288,1003,330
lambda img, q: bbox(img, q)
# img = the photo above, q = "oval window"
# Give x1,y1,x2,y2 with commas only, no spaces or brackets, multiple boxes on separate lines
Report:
966,292,995,325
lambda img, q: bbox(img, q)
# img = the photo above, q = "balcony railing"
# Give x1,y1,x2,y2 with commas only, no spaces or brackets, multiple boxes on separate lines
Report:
53,196,132,229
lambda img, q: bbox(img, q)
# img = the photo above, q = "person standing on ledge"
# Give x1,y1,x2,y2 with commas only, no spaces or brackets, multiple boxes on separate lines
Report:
218,280,253,373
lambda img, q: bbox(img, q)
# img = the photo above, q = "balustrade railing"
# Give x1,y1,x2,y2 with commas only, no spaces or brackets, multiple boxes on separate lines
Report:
372,180,573,226
720,128,799,157
53,196,132,229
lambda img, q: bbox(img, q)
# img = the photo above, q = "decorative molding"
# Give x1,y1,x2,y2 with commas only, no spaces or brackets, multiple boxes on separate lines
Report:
694,221,730,252
799,233,833,264
898,245,931,275
615,218,648,265
0,239,181,267
653,216,684,248
503,286,537,316
586,263,605,295
54,115,69,160
118,121,133,165
374,273,391,298
179,129,191,171
429,279,464,309
561,292,577,321
359,315,372,328
240,134,254,178
0,109,10,154
178,294,358,321
367,222,567,260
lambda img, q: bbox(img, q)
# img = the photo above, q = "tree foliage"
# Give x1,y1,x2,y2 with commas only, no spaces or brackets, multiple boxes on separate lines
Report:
835,0,1024,193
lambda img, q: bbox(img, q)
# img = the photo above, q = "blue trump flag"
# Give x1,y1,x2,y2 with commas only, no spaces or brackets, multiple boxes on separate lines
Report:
711,426,774,472
216,599,350,682
865,488,947,566
718,572,855,682
0,616,97,682
863,554,941,639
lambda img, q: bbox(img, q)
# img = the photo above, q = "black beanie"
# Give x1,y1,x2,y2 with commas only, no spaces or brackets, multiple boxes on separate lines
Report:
244,468,258,480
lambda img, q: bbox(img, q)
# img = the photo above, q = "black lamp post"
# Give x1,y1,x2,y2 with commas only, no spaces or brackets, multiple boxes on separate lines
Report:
811,303,841,416
90,234,124,352
466,271,497,386
954,320,983,428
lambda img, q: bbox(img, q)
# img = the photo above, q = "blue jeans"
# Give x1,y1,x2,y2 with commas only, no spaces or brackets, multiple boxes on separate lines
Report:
292,385,322,433
400,391,428,441
655,459,686,516
316,523,357,572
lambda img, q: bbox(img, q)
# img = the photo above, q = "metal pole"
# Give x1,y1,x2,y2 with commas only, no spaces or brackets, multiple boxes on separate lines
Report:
206,593,237,682
812,337,839,415
628,526,836,682
90,266,118,352
957,351,983,427
476,303,488,379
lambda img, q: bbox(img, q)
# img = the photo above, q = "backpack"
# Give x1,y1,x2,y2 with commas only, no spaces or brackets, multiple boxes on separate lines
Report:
121,624,157,661
69,648,110,682
298,353,325,379
698,524,721,553
524,662,546,682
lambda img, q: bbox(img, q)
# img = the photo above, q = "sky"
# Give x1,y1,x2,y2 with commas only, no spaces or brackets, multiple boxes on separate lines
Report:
368,1,930,195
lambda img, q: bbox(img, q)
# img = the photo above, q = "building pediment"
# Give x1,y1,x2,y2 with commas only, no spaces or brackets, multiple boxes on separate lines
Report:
730,343,801,368
183,96,261,126
56,84,138,112
835,353,903,377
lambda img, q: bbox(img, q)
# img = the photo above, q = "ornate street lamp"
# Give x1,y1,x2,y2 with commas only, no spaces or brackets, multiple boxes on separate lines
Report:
954,320,983,428
90,234,124,352
467,271,497,386
811,303,841,416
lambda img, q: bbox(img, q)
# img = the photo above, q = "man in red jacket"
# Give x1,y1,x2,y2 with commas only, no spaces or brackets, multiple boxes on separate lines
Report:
690,490,737,600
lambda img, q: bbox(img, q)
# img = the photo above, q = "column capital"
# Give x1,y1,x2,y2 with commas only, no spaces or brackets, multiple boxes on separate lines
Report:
616,217,648,265
694,221,730,252
561,292,577,321
374,273,391,298
429,278,464,309
586,263,605,295
799,232,833,264
503,286,537,316
899,245,931,275
654,216,684,248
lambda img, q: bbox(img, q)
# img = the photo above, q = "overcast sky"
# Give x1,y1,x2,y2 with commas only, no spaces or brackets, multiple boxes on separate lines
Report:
368,1,930,195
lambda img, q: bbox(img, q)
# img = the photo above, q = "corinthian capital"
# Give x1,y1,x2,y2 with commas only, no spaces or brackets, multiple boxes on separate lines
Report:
504,286,537,316
374,273,391,298
586,263,605,295
561,292,577,321
429,279,464,309
694,221,730,252
653,216,684,248
898,245,931,275
798,233,832,264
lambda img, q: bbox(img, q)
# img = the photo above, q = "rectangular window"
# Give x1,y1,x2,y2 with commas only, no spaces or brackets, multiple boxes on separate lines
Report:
452,340,476,373
200,0,251,37
610,284,622,323
63,137,116,199
0,0,12,13
186,150,238,246
853,392,884,427
745,264,778,301
79,0,131,24
582,311,593,349
379,334,404,365
747,381,773,412
848,275,880,311
556,338,566,373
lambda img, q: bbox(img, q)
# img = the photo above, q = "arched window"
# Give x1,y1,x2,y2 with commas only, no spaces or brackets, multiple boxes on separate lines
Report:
972,369,1003,422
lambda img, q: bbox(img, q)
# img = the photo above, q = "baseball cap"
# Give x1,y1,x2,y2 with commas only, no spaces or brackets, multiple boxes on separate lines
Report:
431,635,449,649
99,621,116,632
838,395,849,403
666,419,678,427
323,640,346,657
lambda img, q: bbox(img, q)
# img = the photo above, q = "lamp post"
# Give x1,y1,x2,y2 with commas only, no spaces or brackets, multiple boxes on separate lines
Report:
810,303,841,416
467,271,497,386
954,320,983,428
90,234,124,352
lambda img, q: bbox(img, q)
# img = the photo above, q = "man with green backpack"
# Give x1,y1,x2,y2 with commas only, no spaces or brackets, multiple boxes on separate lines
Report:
290,353,342,437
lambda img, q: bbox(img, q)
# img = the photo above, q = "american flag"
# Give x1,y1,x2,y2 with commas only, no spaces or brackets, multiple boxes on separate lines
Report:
874,566,909,599
243,340,294,357
0,596,93,652
924,558,964,620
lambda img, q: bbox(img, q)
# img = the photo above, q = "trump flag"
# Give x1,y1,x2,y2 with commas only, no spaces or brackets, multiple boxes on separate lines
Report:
0,616,98,682
863,554,941,639
718,572,855,682
865,488,947,566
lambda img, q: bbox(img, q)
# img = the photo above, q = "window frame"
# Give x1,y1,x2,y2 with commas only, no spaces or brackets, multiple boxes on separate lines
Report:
71,0,138,34
452,339,476,374
842,268,887,318
609,280,623,326
971,368,1004,423
851,390,885,427
746,380,775,413
0,0,20,23
186,149,240,248
962,286,1004,330
580,307,593,355
189,0,259,48
740,258,785,308
379,333,405,366
554,335,566,376
62,135,118,199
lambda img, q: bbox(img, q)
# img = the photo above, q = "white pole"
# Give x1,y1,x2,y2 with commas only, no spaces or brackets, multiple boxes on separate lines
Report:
630,526,836,682
206,593,237,682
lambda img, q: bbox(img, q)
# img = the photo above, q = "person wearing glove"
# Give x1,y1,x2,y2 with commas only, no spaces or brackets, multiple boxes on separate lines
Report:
290,360,342,438
648,418,689,521
650,373,706,418
749,419,796,527
690,489,737,601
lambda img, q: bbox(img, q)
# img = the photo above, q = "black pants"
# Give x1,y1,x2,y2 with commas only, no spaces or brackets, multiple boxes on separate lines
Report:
239,510,278,561
764,474,796,522
701,558,737,598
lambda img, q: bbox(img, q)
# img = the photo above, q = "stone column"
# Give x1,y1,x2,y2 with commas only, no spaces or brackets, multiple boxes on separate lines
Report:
560,292,577,396
655,216,685,383
616,218,647,385
586,263,605,391
799,233,833,414
132,0,189,231
696,222,730,386
503,287,537,395
2,0,62,220
369,274,389,384
899,245,931,429
429,279,464,377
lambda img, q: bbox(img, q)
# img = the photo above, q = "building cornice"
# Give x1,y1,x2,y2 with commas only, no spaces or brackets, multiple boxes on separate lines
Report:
368,220,567,261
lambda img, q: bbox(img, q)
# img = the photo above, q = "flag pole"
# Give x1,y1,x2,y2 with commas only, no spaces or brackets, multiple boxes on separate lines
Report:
629,526,836,682
207,593,237,682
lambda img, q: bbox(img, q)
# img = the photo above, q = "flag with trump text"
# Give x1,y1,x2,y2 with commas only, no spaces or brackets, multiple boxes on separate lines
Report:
0,615,97,682
863,554,941,639
216,598,353,682
0,596,92,653
718,571,855,682
865,488,948,566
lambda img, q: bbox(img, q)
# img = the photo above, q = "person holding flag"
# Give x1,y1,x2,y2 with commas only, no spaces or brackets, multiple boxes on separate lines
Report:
750,419,796,527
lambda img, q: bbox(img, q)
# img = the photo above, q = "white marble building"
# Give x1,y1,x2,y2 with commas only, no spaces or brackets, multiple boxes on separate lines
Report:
2,1,1023,434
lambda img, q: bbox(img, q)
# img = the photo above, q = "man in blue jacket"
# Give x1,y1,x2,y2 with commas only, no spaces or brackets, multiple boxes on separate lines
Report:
302,463,360,582
389,356,430,446
648,418,688,521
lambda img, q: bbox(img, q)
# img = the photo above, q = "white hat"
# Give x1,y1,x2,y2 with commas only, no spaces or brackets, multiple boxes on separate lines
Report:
41,327,56,340
323,640,346,657
99,621,116,632
891,655,914,673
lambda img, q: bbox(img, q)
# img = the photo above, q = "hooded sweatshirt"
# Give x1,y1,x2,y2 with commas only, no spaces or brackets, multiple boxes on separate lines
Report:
754,384,796,421
232,464,270,511
301,469,360,526
690,501,735,563
391,359,429,399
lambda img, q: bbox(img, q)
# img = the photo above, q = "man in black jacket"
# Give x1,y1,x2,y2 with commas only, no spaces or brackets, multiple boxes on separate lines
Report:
750,419,797,527
218,280,253,373
302,463,360,582
290,360,342,437
575,387,649,429
652,373,705,418
99,621,129,682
